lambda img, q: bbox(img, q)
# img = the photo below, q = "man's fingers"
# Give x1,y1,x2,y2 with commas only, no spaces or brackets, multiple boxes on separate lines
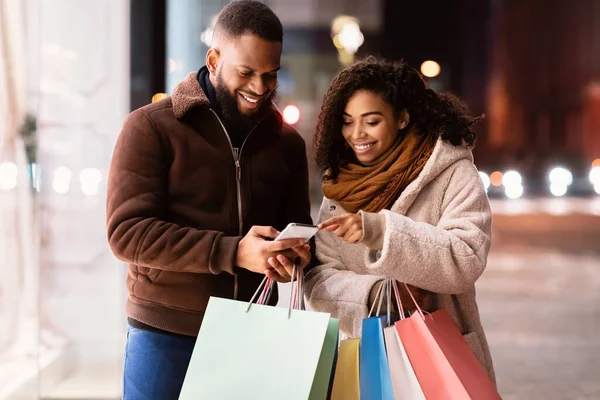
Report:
268,238,305,252
265,268,288,283
276,254,296,275
251,225,280,239
292,244,311,268
268,257,290,280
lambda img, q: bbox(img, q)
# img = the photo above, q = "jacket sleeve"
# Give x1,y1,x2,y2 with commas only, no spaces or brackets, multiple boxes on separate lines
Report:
360,160,492,294
106,110,240,274
304,198,383,337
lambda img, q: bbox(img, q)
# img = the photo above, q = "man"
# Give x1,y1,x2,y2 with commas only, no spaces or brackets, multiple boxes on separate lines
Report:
106,1,312,397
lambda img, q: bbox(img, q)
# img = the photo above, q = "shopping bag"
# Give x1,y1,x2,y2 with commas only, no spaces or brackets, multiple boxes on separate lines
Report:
360,316,394,400
395,282,501,400
359,279,395,400
330,338,360,400
383,327,427,399
383,281,426,399
310,315,339,400
179,269,339,400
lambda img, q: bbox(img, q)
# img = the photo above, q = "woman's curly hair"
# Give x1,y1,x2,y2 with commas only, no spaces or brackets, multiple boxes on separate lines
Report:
314,57,482,178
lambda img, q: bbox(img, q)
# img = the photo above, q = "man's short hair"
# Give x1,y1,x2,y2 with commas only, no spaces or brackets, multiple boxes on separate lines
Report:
214,0,283,43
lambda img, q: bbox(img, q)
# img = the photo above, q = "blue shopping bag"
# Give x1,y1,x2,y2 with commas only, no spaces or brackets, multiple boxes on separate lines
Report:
360,315,394,400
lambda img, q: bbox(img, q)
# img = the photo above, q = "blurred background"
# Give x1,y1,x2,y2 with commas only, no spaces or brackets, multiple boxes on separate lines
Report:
0,0,599,399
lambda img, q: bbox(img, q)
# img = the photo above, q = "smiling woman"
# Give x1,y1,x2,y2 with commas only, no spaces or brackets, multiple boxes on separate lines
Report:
305,57,497,385
341,90,410,164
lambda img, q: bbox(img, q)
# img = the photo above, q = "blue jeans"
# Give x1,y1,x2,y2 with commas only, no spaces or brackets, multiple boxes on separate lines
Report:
123,326,197,399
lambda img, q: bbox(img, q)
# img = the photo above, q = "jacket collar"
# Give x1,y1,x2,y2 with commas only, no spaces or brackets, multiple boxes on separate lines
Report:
171,72,211,119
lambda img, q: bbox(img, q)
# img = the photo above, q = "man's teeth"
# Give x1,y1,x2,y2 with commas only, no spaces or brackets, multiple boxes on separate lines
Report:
354,143,375,150
241,94,258,103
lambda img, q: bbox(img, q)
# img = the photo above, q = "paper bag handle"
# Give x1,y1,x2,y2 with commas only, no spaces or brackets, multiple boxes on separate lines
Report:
246,276,273,312
246,263,305,319
367,279,396,326
399,281,425,319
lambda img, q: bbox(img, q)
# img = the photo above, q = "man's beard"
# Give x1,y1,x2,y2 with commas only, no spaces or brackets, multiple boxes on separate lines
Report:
214,71,277,135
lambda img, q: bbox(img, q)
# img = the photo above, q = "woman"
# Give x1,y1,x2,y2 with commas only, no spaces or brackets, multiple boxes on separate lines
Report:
304,57,495,382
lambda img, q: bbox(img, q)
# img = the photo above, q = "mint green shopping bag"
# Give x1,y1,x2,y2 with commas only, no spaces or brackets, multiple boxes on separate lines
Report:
179,271,339,400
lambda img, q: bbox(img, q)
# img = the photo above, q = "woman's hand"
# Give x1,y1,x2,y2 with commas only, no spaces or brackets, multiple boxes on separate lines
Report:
318,213,363,243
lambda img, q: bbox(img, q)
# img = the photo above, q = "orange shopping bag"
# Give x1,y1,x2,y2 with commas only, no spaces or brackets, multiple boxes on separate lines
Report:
394,283,501,400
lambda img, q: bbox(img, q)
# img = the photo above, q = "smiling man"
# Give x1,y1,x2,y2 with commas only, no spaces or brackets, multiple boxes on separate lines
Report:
106,1,312,398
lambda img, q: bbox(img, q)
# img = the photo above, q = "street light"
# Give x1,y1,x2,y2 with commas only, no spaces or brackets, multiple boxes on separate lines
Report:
490,171,503,187
201,15,218,47
0,162,17,191
152,93,168,103
502,170,523,199
80,168,102,196
53,166,72,194
420,60,441,78
502,170,522,187
283,105,300,125
590,167,600,195
331,16,364,65
505,184,524,199
549,167,573,197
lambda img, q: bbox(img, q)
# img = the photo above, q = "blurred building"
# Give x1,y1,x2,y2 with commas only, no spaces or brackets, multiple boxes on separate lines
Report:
486,0,600,170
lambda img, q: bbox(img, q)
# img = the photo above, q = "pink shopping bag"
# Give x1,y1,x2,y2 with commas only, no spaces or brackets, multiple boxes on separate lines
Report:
394,283,501,400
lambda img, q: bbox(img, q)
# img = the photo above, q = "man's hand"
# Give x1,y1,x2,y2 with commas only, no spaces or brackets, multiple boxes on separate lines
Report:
318,213,363,243
236,226,306,280
264,242,311,283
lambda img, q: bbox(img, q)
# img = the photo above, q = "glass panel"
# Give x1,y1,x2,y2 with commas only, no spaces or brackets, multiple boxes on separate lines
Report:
0,0,40,397
0,0,130,398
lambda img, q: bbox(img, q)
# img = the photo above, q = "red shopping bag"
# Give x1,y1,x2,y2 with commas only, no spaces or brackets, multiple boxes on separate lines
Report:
394,283,501,400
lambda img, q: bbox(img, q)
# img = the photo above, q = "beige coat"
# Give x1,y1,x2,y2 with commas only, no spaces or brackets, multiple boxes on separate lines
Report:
305,138,496,383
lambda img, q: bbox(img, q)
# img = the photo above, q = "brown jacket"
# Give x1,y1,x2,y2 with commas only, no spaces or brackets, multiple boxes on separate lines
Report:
107,72,311,336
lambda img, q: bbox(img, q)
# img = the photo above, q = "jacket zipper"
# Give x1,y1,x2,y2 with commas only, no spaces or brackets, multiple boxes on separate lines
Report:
209,109,263,300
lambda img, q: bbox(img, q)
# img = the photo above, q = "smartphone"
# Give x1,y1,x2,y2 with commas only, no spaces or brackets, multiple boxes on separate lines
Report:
275,223,319,243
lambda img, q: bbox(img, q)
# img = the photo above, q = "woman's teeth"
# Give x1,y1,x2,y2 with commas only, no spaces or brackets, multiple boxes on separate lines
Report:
354,143,375,150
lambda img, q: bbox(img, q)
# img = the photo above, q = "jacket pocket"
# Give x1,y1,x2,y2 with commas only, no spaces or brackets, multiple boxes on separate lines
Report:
462,331,486,370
